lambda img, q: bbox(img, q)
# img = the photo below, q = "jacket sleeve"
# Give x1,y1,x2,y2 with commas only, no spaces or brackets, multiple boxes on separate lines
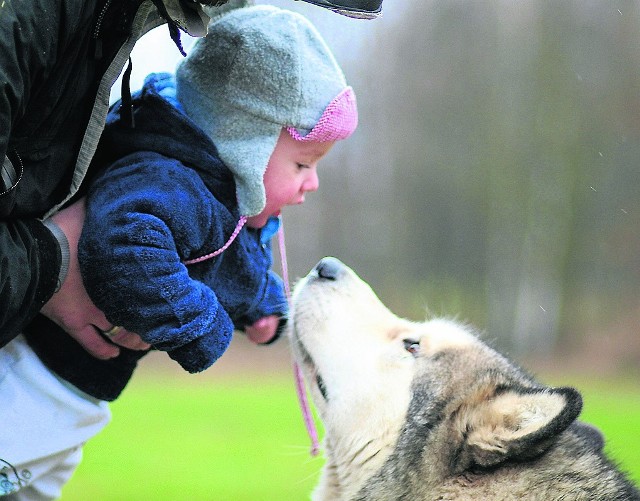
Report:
0,220,62,347
233,226,288,330
234,270,288,331
78,154,236,373
0,0,71,346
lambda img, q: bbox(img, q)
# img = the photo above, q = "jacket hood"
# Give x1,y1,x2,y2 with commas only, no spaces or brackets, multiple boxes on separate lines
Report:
98,73,233,194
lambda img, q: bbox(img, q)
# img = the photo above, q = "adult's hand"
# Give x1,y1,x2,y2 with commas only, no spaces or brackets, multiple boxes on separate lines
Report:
40,198,150,359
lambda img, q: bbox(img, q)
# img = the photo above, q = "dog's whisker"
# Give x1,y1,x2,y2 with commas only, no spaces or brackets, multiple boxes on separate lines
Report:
292,464,326,487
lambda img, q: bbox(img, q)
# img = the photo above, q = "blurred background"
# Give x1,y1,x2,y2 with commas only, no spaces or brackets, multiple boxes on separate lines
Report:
112,0,640,366
66,1,640,498
279,0,640,367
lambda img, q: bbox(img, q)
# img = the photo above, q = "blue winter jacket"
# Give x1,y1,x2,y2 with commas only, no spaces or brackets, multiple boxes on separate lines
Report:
24,73,287,399
82,72,287,372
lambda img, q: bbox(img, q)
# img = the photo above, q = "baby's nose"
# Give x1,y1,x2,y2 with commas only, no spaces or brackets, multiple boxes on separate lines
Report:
303,170,319,192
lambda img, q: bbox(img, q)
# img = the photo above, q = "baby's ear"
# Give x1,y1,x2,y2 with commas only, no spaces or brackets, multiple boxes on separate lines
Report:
454,386,582,471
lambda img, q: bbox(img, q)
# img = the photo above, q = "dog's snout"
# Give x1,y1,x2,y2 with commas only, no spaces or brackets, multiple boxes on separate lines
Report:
315,257,344,280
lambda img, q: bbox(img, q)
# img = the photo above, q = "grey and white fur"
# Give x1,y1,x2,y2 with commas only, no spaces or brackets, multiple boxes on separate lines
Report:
289,257,640,501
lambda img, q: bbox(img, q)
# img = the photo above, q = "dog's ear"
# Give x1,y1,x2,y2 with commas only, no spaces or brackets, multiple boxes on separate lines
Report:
454,386,582,471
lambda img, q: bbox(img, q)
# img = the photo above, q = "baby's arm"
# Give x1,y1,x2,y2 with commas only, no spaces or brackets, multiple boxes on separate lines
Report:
79,155,235,373
234,263,288,344
40,198,150,358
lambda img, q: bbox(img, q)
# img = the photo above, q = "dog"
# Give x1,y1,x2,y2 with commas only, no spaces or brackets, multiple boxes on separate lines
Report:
288,257,640,500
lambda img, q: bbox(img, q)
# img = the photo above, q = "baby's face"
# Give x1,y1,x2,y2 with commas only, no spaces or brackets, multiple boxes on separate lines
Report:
246,129,334,228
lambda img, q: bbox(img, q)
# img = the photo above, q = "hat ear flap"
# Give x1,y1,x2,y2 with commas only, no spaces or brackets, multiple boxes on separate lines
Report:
454,386,582,471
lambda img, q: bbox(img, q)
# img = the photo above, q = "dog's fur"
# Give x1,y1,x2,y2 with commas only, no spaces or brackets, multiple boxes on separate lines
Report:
288,257,640,501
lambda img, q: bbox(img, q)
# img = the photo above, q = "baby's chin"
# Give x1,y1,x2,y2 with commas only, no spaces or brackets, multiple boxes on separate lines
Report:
246,210,279,229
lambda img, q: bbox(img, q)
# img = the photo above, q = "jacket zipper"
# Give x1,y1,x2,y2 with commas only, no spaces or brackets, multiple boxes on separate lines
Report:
92,0,113,59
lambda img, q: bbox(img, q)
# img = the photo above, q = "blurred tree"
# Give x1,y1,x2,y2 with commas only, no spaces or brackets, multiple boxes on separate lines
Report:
279,0,640,359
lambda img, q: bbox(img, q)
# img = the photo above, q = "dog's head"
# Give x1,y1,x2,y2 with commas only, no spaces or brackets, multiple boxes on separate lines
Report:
289,258,585,499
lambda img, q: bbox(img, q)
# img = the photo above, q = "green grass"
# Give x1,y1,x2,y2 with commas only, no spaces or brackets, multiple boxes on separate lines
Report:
61,371,640,500
60,373,323,501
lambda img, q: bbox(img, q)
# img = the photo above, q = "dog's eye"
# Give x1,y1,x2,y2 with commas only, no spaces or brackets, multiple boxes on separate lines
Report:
403,339,421,356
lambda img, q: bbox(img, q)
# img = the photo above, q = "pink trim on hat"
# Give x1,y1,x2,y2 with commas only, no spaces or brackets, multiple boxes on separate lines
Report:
286,86,358,143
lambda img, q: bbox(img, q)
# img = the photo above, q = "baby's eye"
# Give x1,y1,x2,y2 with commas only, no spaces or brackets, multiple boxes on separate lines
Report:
297,163,310,170
403,339,421,357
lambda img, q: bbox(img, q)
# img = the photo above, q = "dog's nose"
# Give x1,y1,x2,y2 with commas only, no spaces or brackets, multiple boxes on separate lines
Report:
314,257,344,280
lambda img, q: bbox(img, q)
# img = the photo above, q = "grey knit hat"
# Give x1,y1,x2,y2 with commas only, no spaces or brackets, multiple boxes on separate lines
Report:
175,5,358,217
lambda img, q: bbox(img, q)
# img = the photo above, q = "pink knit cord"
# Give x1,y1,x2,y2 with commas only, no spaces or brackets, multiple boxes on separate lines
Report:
182,216,248,265
277,222,320,457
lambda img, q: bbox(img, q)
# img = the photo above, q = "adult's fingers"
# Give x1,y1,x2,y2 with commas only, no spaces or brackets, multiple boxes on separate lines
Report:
68,324,121,360
106,329,151,351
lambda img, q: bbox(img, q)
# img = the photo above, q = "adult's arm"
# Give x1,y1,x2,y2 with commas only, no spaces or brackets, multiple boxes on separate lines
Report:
0,217,61,347
0,0,66,346
0,0,150,355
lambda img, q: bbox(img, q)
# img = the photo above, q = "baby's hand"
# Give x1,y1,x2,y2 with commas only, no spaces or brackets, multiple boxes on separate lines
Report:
245,315,280,345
